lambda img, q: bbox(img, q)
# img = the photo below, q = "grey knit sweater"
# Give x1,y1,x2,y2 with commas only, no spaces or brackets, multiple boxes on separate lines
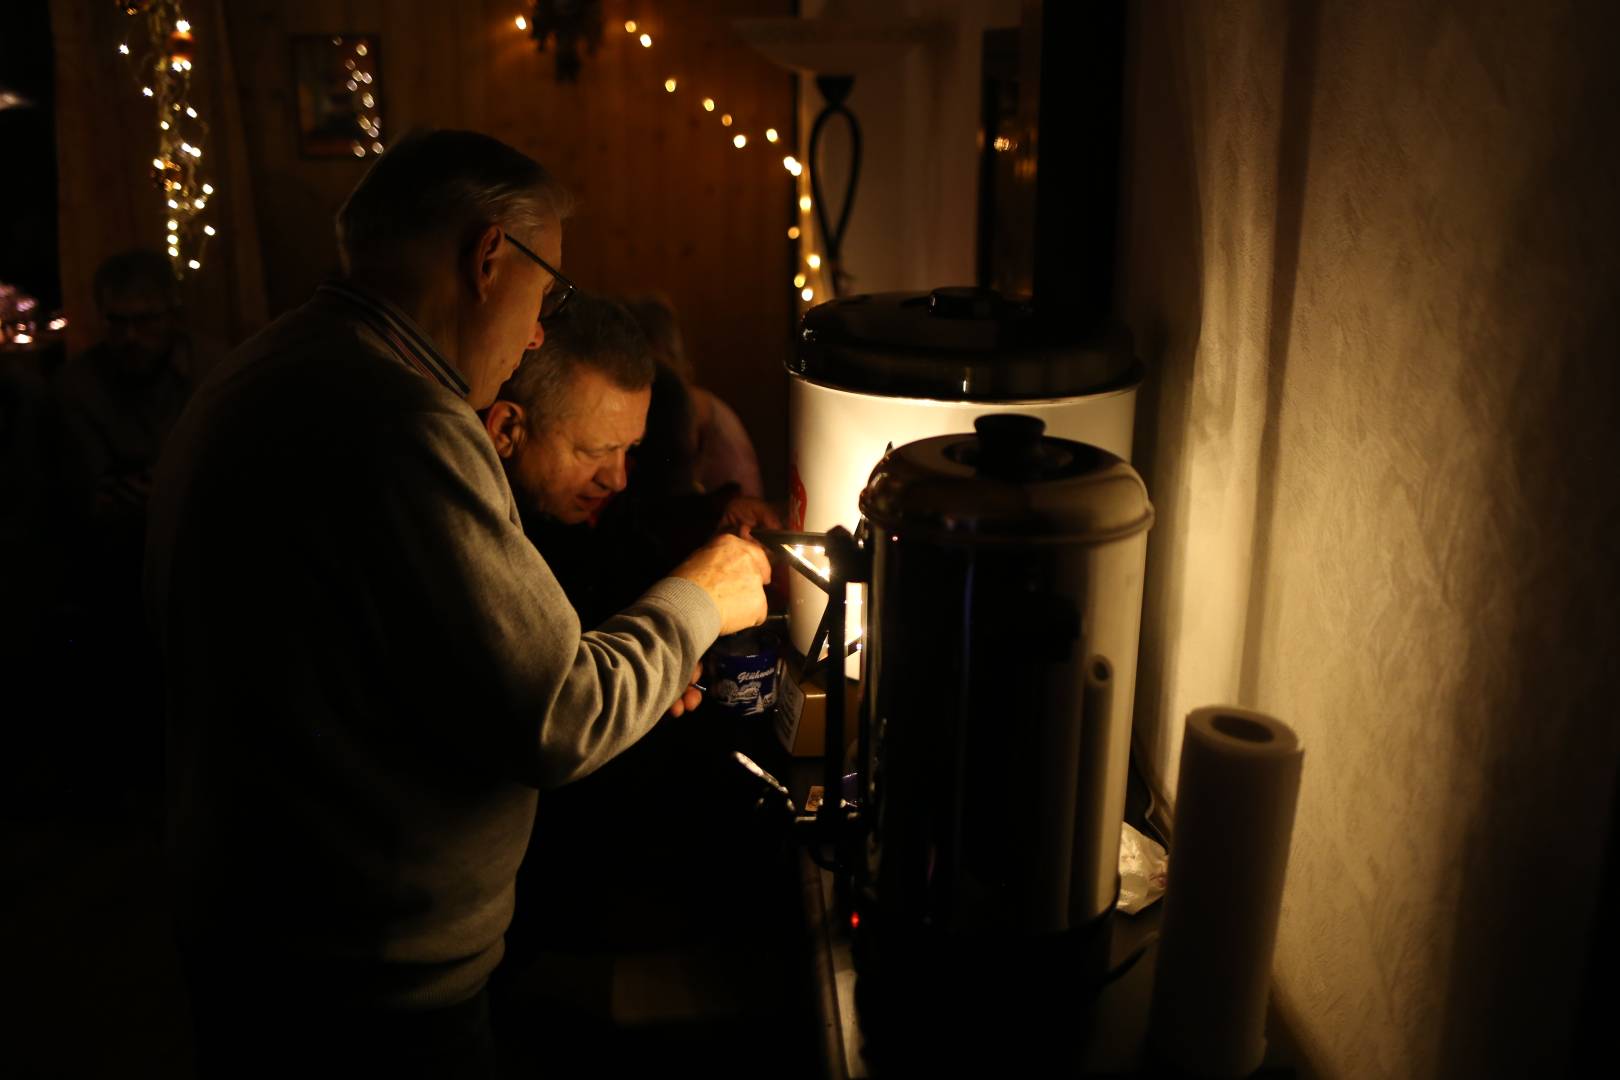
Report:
145,290,720,1009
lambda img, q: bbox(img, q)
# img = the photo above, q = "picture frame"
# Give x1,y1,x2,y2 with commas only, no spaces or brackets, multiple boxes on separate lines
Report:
291,33,385,159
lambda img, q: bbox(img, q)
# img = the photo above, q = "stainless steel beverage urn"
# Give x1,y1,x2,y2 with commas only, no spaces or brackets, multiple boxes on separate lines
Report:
850,413,1154,1036
785,288,1143,674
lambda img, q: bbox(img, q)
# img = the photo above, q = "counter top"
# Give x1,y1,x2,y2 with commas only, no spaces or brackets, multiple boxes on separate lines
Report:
798,851,1164,1078
774,755,1301,1079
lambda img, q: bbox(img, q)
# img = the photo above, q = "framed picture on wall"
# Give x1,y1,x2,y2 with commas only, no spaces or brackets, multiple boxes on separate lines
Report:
291,34,386,159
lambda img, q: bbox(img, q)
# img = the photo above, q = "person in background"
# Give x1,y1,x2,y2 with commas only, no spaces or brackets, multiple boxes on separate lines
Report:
624,293,765,499
56,250,200,539
144,130,770,1077
52,250,204,808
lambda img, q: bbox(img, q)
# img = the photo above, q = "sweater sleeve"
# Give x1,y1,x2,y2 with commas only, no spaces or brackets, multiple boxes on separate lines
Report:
367,406,721,787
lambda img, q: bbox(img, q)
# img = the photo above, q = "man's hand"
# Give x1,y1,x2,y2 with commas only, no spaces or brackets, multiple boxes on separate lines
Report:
665,663,704,719
671,532,771,636
717,494,784,538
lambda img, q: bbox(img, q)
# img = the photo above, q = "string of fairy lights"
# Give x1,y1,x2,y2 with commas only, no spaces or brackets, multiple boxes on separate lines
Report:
115,1,216,279
335,35,386,158
513,9,827,307
108,4,810,292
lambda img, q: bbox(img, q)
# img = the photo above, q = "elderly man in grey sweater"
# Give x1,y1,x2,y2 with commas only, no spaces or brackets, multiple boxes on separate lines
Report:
145,130,770,1076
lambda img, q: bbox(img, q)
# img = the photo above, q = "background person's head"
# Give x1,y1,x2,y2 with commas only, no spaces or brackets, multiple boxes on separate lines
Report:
622,293,692,382
92,250,182,379
484,293,654,525
335,129,574,408
623,294,701,498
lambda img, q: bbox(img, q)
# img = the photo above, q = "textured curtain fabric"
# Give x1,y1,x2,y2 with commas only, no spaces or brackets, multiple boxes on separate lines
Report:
1119,1,1620,1075
52,0,266,358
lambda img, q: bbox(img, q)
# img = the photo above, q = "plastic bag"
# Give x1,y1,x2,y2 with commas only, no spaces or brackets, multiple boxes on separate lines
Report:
1116,820,1168,915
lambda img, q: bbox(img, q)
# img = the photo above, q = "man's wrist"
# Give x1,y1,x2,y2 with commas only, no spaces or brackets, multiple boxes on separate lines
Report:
639,577,723,651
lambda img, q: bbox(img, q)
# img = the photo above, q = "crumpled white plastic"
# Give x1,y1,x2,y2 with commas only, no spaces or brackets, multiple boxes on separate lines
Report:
1116,820,1169,915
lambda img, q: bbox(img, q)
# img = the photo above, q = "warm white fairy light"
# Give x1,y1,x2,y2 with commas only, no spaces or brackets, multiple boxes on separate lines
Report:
120,1,218,277
201,183,213,194
335,36,384,155
515,14,527,31
624,20,815,303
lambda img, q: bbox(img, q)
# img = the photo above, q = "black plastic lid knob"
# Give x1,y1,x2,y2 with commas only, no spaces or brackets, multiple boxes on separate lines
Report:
974,414,1047,480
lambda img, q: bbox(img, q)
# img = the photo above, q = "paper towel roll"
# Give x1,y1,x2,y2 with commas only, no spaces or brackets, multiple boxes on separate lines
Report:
1148,706,1304,1077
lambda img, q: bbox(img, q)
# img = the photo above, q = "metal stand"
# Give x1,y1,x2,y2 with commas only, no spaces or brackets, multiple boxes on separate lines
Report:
746,526,869,874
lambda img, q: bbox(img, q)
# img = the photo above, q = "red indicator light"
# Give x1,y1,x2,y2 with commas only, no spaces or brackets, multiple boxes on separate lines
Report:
849,911,861,930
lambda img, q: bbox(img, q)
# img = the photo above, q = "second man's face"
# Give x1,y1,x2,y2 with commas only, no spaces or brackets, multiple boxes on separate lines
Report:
510,366,651,525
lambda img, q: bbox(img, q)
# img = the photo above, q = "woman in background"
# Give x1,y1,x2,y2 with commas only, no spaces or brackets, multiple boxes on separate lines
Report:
624,293,763,499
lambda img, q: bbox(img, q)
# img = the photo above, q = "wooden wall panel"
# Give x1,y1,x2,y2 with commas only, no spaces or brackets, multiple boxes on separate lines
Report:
226,0,797,495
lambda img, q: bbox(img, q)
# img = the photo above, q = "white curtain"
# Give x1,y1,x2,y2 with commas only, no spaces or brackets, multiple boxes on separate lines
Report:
1119,1,1620,1075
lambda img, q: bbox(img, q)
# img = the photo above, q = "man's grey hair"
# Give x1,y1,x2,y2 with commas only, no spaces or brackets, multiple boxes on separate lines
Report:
498,294,655,430
335,129,574,272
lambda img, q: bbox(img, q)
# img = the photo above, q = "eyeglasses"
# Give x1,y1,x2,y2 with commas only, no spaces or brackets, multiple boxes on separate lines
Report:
503,232,576,321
